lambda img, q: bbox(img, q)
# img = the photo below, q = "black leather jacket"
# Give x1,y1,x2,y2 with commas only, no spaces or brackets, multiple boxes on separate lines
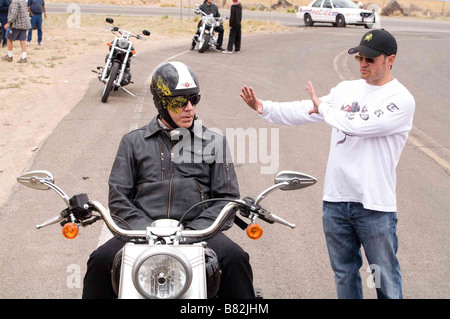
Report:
108,116,240,231
199,2,220,17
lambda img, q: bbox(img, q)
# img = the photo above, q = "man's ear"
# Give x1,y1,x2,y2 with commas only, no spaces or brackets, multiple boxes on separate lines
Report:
387,54,396,68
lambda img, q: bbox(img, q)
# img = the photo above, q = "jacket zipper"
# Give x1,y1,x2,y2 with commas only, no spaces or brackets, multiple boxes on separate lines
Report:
167,151,174,218
225,163,231,192
159,142,165,180
158,134,175,219
194,179,208,210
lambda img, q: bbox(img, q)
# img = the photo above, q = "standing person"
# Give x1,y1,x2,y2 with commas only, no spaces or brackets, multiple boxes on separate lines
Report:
191,0,224,51
224,0,242,54
240,29,415,299
0,0,11,48
82,61,255,299
26,0,46,46
1,0,31,63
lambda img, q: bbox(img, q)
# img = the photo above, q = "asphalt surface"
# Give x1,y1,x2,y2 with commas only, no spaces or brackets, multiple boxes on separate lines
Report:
0,8,449,300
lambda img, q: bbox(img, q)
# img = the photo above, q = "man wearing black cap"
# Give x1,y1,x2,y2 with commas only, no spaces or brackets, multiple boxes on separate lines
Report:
240,29,415,299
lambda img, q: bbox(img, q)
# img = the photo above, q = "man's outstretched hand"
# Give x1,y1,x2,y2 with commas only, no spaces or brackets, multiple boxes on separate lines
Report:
240,86,263,114
305,81,321,115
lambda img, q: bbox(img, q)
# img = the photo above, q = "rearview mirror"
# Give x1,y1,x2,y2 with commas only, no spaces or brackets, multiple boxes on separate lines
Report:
255,171,317,205
17,170,54,190
106,18,114,24
142,30,150,36
274,170,317,190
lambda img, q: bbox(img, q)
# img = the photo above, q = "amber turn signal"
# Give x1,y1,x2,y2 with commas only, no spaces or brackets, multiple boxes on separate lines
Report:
62,223,79,239
246,223,263,240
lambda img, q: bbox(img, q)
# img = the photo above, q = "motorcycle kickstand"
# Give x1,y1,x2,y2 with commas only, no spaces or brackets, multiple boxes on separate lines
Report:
120,87,139,98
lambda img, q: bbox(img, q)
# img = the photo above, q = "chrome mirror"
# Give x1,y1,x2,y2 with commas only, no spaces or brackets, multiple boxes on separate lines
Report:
255,171,317,205
17,170,70,206
274,170,317,190
17,170,54,190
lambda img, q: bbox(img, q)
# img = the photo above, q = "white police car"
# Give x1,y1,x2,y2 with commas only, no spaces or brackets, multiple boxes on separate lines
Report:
297,0,376,28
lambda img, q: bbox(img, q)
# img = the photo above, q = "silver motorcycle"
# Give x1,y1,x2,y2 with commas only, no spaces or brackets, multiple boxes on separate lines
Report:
94,18,150,103
193,4,227,53
17,170,316,299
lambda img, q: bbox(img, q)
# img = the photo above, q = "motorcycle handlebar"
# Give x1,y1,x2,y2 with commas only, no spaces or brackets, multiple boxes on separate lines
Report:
88,200,246,239
103,26,148,40
88,199,295,239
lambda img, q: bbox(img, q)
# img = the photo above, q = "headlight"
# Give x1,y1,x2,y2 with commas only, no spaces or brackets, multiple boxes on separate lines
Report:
118,38,129,49
207,17,216,26
132,247,192,299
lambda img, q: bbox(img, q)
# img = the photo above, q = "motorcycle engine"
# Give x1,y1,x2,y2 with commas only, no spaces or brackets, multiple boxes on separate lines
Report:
121,69,132,86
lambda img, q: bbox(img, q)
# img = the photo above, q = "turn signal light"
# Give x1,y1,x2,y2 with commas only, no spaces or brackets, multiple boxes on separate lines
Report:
246,223,263,240
62,223,79,239
107,42,111,46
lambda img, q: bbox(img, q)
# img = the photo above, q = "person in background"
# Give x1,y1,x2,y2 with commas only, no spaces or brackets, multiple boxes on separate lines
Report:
26,0,46,46
191,0,224,51
0,0,11,48
223,0,242,54
1,0,31,63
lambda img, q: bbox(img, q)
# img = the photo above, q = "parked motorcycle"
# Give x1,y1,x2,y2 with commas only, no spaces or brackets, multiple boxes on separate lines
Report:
17,170,316,299
93,18,150,103
192,4,227,53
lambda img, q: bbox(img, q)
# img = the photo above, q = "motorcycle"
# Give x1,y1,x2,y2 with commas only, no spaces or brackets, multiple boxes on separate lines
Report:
93,18,150,103
17,170,316,299
192,4,227,53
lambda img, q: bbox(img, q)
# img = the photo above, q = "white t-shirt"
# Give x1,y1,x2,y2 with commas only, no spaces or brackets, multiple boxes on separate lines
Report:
261,79,415,212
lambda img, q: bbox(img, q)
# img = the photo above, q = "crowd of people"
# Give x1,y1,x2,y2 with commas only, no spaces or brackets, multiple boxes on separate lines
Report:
1,0,45,63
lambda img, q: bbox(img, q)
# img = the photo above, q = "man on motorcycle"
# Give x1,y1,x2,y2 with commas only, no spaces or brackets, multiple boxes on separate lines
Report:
191,0,224,51
82,61,255,299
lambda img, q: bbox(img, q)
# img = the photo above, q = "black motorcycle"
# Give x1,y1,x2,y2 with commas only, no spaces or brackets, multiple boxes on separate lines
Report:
94,18,150,103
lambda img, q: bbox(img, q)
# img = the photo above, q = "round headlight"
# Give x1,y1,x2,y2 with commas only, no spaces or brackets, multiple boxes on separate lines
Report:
132,247,192,299
118,38,129,49
207,17,216,26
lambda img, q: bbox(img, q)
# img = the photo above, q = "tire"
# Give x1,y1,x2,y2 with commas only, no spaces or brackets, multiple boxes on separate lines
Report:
101,61,120,103
336,15,346,27
304,13,314,26
198,34,210,53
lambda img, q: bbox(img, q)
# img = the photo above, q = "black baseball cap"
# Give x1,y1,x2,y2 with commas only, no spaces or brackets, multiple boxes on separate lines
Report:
348,29,397,58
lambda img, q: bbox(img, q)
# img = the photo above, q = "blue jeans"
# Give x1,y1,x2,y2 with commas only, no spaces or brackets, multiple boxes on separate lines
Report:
0,17,7,45
322,201,402,299
27,14,43,43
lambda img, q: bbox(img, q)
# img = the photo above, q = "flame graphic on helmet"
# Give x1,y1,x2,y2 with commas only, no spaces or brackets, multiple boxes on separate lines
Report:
156,76,187,114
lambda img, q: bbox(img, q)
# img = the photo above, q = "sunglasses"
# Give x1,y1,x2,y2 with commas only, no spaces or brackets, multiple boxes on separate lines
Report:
355,55,379,64
161,94,201,109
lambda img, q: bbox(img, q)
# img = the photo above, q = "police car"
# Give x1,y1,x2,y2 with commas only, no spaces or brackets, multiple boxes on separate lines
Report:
297,0,376,28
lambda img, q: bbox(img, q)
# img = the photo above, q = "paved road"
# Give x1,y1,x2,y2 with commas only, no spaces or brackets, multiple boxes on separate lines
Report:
48,3,300,24
0,9,449,299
